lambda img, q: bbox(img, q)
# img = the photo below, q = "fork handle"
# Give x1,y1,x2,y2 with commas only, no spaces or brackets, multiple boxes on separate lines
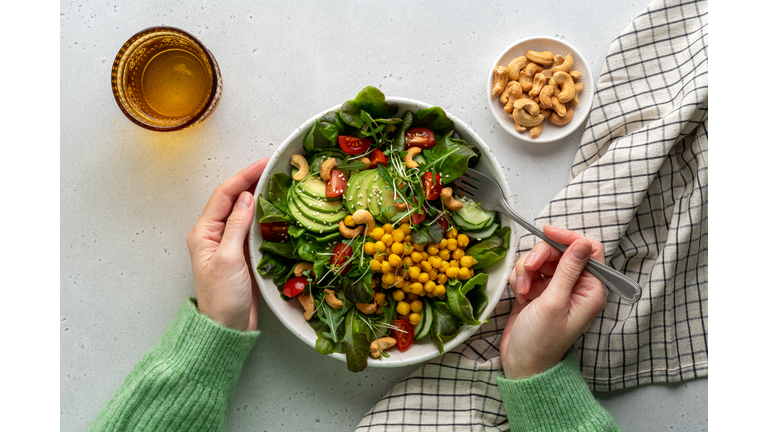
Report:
498,200,642,303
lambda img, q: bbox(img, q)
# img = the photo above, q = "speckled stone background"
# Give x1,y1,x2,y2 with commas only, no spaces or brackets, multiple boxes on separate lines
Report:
60,1,707,430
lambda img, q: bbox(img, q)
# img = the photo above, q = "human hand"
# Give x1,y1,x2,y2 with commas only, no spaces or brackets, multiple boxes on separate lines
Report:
499,226,608,379
186,159,269,332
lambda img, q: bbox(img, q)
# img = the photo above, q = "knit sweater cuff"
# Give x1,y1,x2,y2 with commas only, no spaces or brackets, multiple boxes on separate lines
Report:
153,298,260,394
496,350,619,432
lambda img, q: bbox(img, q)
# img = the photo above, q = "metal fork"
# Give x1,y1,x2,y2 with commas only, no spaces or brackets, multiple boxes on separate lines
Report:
453,168,642,304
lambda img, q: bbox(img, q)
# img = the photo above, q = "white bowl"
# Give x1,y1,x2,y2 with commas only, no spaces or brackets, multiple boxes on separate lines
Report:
249,97,515,368
487,36,595,143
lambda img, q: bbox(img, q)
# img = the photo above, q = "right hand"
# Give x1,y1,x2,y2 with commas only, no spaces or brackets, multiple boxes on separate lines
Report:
499,226,608,379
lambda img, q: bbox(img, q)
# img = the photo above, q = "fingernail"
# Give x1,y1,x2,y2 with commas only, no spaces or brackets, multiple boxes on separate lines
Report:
236,191,252,209
524,251,536,267
516,276,526,294
545,225,559,231
572,241,591,260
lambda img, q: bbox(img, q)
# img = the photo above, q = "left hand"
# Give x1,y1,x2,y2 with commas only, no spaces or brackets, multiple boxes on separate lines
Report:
186,159,269,331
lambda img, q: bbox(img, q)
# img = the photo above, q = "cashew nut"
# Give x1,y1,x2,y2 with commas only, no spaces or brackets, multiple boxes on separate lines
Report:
548,106,574,126
499,81,517,104
351,209,375,236
529,73,547,98
529,122,544,139
320,158,338,181
551,53,574,73
513,98,540,116
338,220,364,238
324,289,343,309
506,56,529,81
526,50,554,66
440,187,463,211
356,302,377,314
569,70,582,82
524,62,545,78
492,65,509,97
290,154,309,181
550,96,567,117
512,118,527,132
360,157,371,169
394,201,408,211
540,109,552,120
570,82,585,107
298,293,314,321
369,337,396,359
553,71,575,104
502,81,523,113
519,73,533,93
404,147,421,169
539,85,555,109
541,69,554,79
552,54,564,69
294,262,314,278
512,107,545,128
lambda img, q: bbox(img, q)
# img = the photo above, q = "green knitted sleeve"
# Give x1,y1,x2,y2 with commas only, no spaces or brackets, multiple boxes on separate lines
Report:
496,350,620,432
87,298,260,432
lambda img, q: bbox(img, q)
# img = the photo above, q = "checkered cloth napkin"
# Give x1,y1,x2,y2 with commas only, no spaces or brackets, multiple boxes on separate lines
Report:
355,0,708,430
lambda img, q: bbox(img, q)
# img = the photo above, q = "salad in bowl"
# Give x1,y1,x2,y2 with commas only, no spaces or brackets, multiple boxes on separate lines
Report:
250,87,513,372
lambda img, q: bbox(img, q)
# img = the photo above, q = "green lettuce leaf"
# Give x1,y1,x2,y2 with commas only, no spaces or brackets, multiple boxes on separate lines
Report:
267,172,292,214
415,106,455,137
341,311,371,372
258,195,291,223
339,86,399,128
429,298,463,354
421,131,479,183
465,226,511,269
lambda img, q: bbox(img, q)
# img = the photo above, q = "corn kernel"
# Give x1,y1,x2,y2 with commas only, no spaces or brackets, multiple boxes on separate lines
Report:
403,256,414,268
410,282,424,295
460,256,475,268
381,233,394,246
374,240,386,253
434,284,446,296
402,283,412,294
417,272,430,284
427,244,440,256
393,289,405,301
414,243,425,252
439,261,450,272
394,278,405,289
391,242,404,255
400,223,412,235
457,234,470,248
447,228,458,239
428,270,438,280
409,313,421,325
438,238,448,249
428,256,442,268
389,254,402,267
403,242,413,255
376,253,387,262
411,299,423,313
376,306,384,314
420,261,433,273
424,281,436,293
404,235,413,243
406,293,419,302
344,215,356,227
445,266,459,278
383,223,394,233
411,252,424,263
452,248,465,260
364,242,375,255
370,259,382,272
392,229,405,243
458,267,471,280
446,238,458,250
381,272,396,286
408,266,421,279
437,273,448,285
396,301,411,315
438,249,452,260
449,259,459,267
370,227,384,240
381,261,393,273
374,292,387,306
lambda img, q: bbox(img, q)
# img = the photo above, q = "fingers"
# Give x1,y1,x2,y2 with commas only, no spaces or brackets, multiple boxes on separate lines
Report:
515,241,562,298
219,191,256,257
543,225,605,264
199,158,268,225
544,239,594,308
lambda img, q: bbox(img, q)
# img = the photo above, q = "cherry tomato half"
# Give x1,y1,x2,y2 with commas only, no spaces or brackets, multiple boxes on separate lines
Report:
283,276,309,298
410,202,427,225
404,127,436,150
422,172,442,201
338,135,372,154
325,169,347,198
261,222,290,242
437,215,449,233
368,149,388,167
392,319,415,351
331,243,353,275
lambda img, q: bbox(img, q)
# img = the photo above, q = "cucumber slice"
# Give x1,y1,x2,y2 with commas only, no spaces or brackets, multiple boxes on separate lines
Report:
454,197,494,228
297,189,344,214
465,223,499,240
415,301,433,340
452,212,494,232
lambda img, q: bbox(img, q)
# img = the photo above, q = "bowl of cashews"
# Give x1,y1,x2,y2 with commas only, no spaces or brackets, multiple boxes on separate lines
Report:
487,36,595,143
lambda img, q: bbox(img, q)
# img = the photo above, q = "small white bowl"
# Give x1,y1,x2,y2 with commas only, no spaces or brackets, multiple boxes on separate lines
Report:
487,36,595,143
249,97,515,368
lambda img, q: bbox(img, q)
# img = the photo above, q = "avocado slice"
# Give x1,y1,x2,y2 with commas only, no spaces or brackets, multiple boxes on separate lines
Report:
298,174,341,201
295,194,347,225
296,191,344,214
287,196,337,234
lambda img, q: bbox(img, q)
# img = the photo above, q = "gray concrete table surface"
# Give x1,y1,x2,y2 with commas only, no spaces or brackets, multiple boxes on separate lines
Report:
60,1,707,430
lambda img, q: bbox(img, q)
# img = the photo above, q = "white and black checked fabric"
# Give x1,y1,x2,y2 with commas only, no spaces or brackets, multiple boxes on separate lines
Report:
356,0,707,429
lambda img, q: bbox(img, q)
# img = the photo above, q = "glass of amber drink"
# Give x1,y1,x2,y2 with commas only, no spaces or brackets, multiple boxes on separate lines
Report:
111,27,222,132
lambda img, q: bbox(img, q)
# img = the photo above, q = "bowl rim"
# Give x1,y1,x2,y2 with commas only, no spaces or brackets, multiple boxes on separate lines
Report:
486,35,595,144
248,96,515,367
